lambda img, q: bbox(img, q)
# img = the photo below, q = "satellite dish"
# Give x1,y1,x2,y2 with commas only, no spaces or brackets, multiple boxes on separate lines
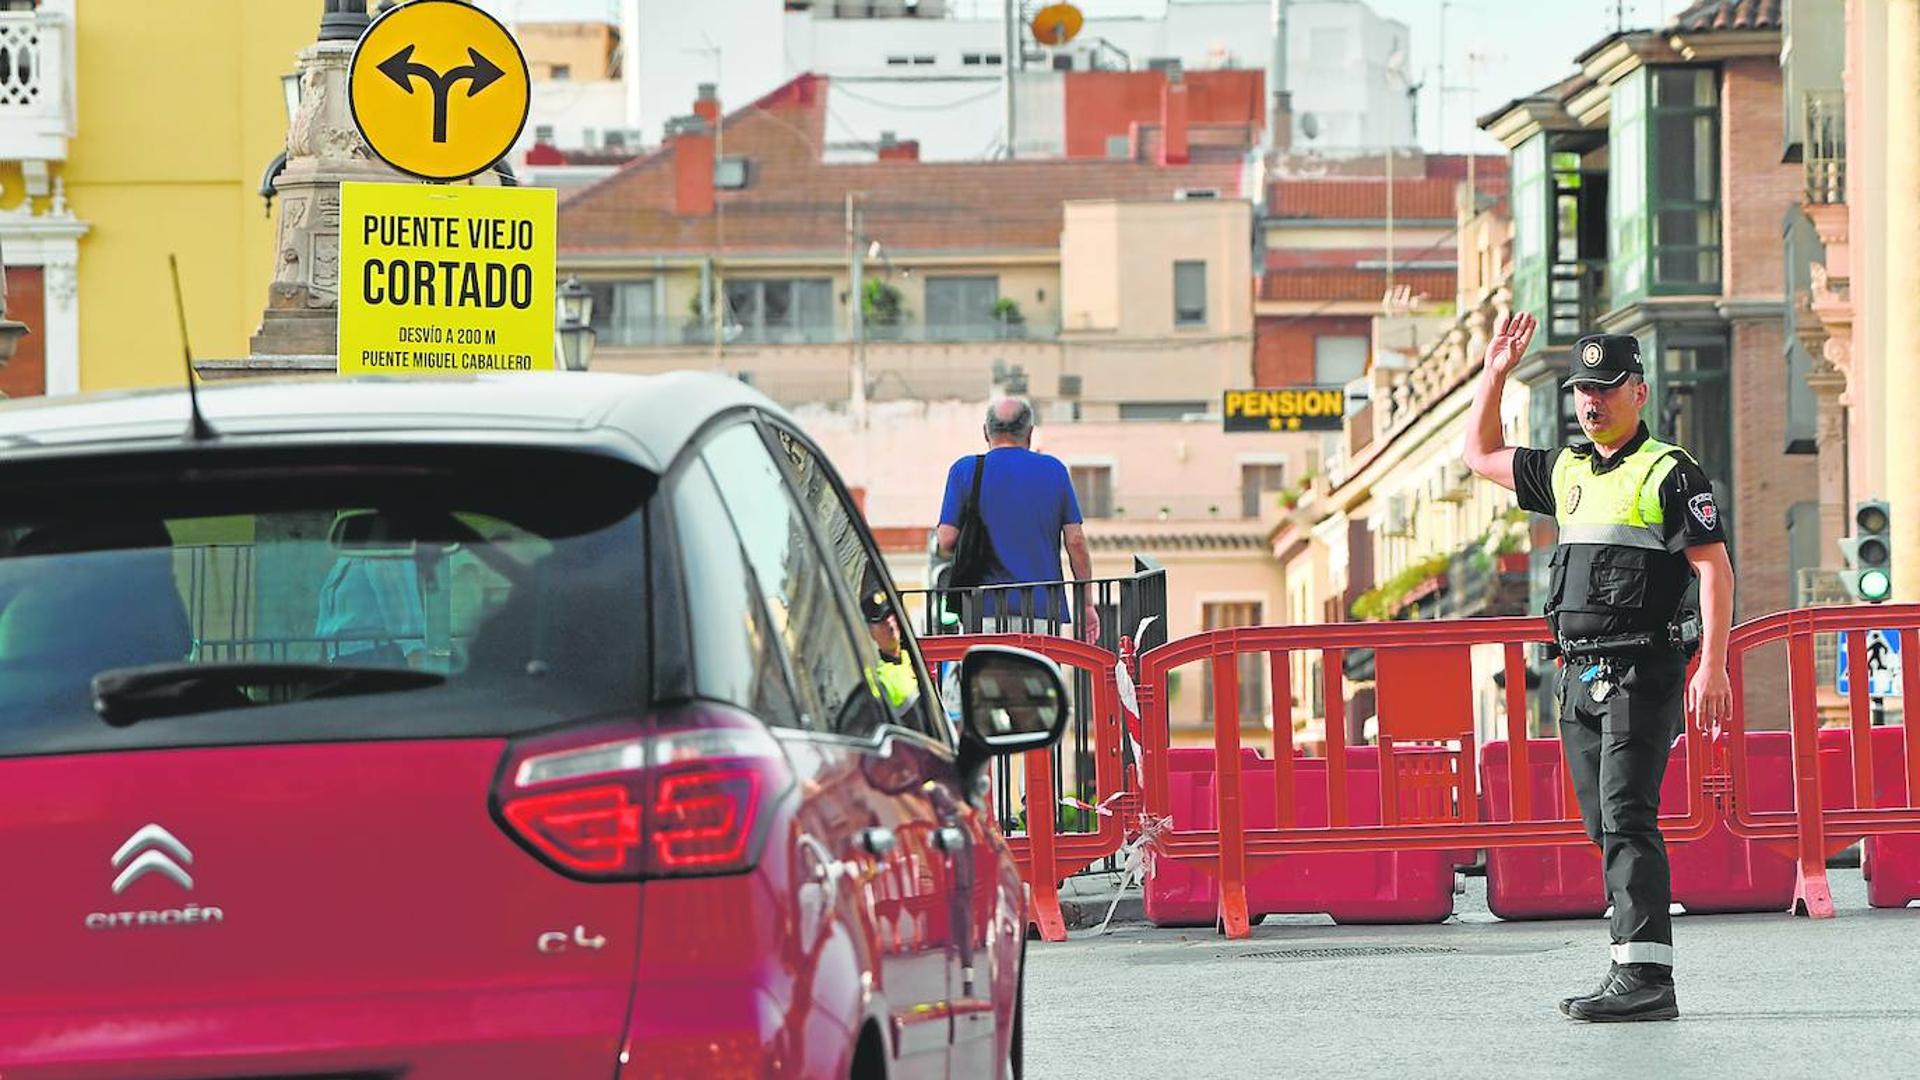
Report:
1030,3,1084,46
1300,112,1320,140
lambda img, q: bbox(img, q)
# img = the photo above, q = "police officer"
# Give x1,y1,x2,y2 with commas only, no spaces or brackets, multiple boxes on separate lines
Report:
1464,313,1735,1023
861,584,920,717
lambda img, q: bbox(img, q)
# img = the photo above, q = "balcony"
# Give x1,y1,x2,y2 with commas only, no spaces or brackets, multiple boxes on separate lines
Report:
1085,493,1261,523
593,315,1060,349
1803,90,1846,206
0,6,71,165
1547,259,1607,344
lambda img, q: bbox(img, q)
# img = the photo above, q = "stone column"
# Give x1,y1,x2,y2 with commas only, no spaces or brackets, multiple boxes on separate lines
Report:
1884,0,1920,600
244,1,405,368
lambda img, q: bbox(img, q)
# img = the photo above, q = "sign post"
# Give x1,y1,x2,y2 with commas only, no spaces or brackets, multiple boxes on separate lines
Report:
337,0,556,377
1836,628,1903,698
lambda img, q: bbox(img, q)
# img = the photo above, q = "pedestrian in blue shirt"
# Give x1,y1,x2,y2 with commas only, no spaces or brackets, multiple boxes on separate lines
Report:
935,397,1100,642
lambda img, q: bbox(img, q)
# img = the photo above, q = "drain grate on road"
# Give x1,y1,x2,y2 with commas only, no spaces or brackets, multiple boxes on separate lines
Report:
1238,945,1463,961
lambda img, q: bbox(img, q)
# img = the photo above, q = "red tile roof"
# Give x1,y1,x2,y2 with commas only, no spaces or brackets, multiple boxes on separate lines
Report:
1263,247,1457,271
559,74,1244,255
1670,0,1782,31
1259,268,1456,302
1267,178,1468,221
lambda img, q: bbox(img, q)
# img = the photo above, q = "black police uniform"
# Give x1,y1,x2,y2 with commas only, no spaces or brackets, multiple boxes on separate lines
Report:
1508,334,1727,1021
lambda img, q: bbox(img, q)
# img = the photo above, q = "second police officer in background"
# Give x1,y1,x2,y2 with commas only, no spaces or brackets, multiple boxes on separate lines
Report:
1464,314,1736,1023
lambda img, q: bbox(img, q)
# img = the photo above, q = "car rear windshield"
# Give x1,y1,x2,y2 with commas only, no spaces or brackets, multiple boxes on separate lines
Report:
0,444,652,756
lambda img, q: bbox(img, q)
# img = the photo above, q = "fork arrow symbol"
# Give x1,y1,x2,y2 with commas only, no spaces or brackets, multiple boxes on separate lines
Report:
377,44,507,144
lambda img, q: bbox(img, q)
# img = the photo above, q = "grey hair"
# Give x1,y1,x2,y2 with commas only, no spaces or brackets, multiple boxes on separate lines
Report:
985,397,1035,439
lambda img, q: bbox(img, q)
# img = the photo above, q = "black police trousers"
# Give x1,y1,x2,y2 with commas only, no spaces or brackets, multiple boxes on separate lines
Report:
1557,649,1688,966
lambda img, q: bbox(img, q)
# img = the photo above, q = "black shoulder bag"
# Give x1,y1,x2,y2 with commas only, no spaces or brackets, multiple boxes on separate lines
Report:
944,454,999,617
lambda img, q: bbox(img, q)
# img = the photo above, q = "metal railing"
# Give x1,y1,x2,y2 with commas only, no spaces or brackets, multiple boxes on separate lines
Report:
1547,258,1608,343
594,315,1060,349
900,558,1168,844
1082,493,1270,522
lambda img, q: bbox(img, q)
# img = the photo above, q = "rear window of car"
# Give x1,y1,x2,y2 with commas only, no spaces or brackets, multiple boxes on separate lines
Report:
0,444,652,756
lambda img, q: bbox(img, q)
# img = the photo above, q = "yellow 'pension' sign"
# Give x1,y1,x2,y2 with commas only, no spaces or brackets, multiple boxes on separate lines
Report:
337,181,556,377
1222,388,1348,432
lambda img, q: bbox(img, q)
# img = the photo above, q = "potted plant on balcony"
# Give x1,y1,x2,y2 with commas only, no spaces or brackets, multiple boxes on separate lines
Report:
863,279,906,341
991,297,1026,339
1349,552,1452,622
1489,507,1531,574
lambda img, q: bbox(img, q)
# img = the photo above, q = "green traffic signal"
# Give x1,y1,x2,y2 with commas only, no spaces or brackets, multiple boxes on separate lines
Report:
1842,499,1893,604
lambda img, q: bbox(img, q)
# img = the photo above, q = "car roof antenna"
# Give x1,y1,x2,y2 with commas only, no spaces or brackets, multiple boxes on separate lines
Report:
169,254,216,441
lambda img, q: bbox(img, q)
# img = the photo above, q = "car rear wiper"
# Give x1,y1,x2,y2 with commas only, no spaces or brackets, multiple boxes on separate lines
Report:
91,661,445,726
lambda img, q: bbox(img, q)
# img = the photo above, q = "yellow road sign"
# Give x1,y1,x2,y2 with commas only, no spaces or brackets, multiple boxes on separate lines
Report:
349,0,530,182
338,181,556,376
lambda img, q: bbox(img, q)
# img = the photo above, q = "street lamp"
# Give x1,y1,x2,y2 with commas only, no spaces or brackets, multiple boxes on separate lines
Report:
281,72,302,125
555,276,596,372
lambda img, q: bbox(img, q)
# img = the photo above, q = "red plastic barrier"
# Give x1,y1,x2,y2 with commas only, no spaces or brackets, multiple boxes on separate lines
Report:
1482,734,1804,918
1820,724,1920,909
1479,739,1600,920
1145,747,1456,926
1667,735,1797,914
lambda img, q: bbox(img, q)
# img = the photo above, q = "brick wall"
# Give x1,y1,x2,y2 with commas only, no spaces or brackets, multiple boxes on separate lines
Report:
1721,58,1818,727
1254,315,1371,386
1722,59,1799,300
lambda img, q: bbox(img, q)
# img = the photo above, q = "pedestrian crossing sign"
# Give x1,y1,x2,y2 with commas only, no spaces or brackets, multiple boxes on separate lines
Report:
1837,629,1903,697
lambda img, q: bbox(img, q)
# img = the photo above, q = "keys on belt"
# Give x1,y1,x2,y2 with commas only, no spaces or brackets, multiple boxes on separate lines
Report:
1580,660,1617,703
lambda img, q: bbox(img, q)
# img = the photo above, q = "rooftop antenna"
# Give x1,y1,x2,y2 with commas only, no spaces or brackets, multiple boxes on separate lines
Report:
169,254,216,442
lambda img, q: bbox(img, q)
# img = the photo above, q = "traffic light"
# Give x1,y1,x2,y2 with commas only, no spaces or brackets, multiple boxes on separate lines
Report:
1841,500,1893,603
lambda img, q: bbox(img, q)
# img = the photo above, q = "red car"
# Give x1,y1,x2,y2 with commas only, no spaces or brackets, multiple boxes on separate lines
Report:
0,373,1065,1079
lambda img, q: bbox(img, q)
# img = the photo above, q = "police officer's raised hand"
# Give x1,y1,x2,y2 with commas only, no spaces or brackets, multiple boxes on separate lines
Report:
1483,312,1538,379
1688,662,1733,734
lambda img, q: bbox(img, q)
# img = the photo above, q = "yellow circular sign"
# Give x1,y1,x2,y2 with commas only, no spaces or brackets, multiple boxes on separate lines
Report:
349,0,531,182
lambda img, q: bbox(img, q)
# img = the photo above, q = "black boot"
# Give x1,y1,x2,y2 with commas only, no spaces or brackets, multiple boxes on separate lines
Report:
1558,962,1618,1017
1565,963,1678,1023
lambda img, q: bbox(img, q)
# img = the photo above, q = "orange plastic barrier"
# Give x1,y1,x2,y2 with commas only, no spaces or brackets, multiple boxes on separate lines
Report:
1720,604,1920,917
937,603,1920,940
1135,619,1717,938
1145,747,1456,926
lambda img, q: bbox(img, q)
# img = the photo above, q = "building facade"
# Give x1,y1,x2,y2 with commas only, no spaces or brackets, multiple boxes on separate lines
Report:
556,76,1257,418
1480,4,1816,634
626,0,1411,159
0,0,312,396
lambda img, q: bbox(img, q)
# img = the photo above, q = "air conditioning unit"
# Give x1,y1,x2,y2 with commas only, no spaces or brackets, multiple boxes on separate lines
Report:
714,156,750,190
1382,495,1413,538
1437,460,1472,503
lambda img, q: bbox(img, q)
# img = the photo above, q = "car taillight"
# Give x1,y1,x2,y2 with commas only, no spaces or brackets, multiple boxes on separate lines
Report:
492,707,790,882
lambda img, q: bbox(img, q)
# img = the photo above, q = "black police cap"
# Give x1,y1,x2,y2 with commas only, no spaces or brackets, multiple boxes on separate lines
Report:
861,587,893,624
1562,333,1645,389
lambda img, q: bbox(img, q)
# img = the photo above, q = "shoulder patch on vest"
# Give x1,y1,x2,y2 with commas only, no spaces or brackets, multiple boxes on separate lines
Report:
1688,491,1718,530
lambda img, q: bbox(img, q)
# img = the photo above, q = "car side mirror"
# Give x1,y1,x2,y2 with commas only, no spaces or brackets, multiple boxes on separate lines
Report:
956,645,1069,779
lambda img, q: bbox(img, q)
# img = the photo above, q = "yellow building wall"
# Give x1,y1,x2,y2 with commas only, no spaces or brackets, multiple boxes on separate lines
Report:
519,23,620,81
65,2,313,390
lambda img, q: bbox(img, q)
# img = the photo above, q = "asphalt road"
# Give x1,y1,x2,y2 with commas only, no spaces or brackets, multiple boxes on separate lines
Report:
1026,868,1920,1079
